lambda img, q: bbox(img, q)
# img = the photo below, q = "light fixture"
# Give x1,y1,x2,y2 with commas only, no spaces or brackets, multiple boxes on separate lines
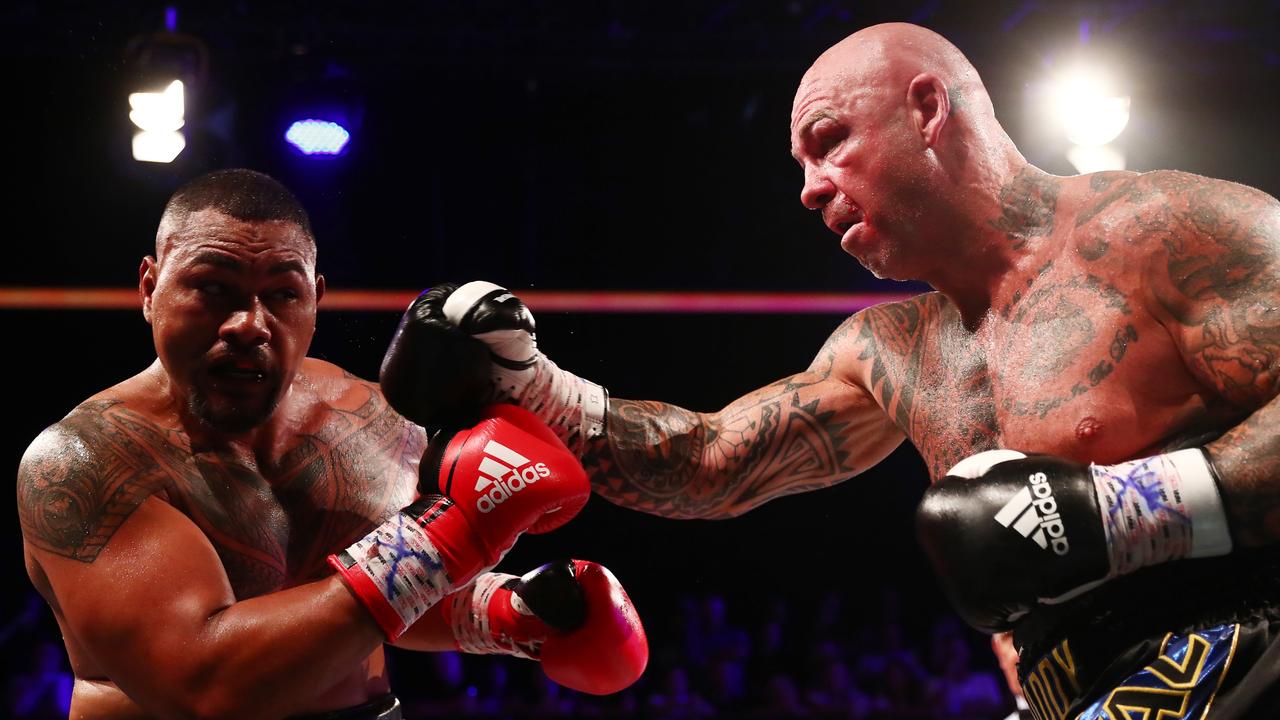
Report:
123,8,208,165
1045,64,1131,172
285,119,352,156
129,80,186,163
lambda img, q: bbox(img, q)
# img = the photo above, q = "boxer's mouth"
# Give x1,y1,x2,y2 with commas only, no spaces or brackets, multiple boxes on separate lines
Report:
834,208,865,234
830,207,865,235
208,358,271,382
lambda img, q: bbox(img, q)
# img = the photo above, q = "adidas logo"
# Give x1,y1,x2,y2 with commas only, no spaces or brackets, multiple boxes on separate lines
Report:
993,472,1071,556
473,440,551,514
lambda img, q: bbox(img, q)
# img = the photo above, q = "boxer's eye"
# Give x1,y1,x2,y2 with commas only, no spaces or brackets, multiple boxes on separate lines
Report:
268,288,300,301
200,283,227,297
815,125,846,157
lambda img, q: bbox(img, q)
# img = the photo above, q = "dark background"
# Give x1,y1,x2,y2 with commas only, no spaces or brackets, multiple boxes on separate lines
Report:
3,0,1280,713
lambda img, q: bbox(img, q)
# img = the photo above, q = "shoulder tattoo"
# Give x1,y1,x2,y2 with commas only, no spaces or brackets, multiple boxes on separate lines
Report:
18,401,184,562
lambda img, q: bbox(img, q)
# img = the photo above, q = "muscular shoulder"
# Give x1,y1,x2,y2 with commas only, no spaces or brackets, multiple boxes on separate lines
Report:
17,400,182,562
816,292,950,362
298,357,384,410
1074,170,1278,249
1067,171,1279,292
813,292,952,391
295,357,424,448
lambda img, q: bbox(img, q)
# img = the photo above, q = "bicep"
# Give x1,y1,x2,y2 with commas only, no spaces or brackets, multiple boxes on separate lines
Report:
30,496,237,713
1149,178,1280,408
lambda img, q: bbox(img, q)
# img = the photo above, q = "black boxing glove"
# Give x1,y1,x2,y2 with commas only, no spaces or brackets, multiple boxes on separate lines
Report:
382,281,607,456
916,449,1232,634
380,283,493,432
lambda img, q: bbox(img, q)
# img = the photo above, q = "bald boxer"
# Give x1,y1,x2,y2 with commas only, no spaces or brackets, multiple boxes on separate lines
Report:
387,22,1280,718
16,169,646,719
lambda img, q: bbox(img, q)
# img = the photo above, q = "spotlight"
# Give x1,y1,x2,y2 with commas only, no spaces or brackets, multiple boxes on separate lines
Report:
130,80,186,163
274,54,364,163
1049,67,1130,147
123,11,208,165
285,119,351,156
1043,64,1130,173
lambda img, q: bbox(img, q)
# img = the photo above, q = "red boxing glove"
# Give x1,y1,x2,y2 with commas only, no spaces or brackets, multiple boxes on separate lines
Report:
442,559,649,695
329,407,589,640
423,405,590,579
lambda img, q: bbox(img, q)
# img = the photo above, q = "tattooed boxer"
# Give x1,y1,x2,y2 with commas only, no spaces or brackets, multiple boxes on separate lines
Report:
393,23,1280,719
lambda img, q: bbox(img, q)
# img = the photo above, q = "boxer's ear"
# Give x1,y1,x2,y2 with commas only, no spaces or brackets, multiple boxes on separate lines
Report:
314,273,326,304
139,256,158,324
907,73,950,148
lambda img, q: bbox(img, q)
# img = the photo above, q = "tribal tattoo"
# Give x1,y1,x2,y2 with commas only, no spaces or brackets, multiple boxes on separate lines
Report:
18,400,174,564
583,314,902,518
853,294,999,478
18,383,423,598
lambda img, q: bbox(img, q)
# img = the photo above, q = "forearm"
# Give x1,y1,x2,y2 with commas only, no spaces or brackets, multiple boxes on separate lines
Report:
584,379,900,519
176,576,384,719
1206,401,1280,548
583,398,717,519
391,599,457,652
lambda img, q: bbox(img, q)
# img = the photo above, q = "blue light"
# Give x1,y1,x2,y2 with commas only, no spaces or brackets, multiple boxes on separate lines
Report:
285,119,351,155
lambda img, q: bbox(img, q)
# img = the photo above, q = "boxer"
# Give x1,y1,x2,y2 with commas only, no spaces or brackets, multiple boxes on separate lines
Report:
16,169,646,719
382,23,1280,718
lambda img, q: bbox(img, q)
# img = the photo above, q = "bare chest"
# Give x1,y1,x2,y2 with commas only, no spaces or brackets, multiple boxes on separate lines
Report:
901,270,1216,479
165,400,422,599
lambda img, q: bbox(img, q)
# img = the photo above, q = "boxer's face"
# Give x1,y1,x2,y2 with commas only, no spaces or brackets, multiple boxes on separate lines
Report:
141,209,324,434
791,68,943,281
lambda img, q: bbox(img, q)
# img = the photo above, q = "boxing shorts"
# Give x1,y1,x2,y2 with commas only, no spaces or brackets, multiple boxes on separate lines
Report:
1014,548,1280,719
291,694,401,720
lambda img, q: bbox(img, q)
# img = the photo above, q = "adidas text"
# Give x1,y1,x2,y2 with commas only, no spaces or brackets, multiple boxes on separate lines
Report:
476,462,551,513
994,471,1071,555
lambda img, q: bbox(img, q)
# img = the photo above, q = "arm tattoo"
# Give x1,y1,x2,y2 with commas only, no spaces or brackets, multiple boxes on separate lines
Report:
855,293,1000,478
1141,172,1280,546
17,400,179,562
585,395,855,520
583,312,902,519
853,297,926,431
18,384,422,599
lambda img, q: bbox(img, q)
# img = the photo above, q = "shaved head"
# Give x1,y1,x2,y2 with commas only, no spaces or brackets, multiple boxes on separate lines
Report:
156,169,315,263
790,23,1025,283
797,22,994,129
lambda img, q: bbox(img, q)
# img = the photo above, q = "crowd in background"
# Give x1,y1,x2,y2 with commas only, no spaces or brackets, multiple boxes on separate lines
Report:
2,585,1012,720
391,585,1012,719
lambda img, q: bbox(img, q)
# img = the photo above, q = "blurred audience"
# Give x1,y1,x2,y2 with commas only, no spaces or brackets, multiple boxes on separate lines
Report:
7,587,1013,719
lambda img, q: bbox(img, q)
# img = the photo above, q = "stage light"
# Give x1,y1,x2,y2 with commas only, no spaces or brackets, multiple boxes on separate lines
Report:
284,119,351,155
1039,63,1130,173
129,80,186,163
123,11,208,166
1048,66,1130,147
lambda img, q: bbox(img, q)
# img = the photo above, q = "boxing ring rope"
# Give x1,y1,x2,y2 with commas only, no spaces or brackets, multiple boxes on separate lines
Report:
0,287,917,314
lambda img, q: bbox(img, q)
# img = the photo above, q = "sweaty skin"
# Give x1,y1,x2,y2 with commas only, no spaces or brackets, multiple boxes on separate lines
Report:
584,24,1280,552
17,209,456,719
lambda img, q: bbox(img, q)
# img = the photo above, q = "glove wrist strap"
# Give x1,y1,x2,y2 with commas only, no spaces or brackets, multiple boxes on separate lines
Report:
328,509,456,640
1090,448,1232,577
502,356,607,458
445,572,541,659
